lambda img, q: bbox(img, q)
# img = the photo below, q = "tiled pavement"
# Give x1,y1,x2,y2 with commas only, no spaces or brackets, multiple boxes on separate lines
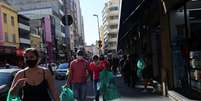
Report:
113,76,169,101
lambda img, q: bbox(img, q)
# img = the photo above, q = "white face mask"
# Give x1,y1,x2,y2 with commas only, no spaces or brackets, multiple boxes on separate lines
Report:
77,56,83,59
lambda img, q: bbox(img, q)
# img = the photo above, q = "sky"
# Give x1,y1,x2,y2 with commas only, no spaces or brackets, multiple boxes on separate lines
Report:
80,0,105,46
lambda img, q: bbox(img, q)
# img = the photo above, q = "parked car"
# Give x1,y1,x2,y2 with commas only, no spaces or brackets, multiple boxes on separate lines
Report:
55,63,69,80
0,69,20,101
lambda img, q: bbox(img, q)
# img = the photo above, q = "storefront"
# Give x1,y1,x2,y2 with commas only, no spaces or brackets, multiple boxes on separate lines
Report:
166,0,201,100
0,46,17,66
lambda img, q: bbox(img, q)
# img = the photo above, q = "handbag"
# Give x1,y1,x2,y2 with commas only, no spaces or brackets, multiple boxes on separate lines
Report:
7,91,21,101
60,86,75,101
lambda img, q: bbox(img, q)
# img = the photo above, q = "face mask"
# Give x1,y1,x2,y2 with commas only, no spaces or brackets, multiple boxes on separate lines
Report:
25,60,38,68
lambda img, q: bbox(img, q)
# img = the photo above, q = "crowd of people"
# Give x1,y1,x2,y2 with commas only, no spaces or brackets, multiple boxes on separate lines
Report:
7,47,155,101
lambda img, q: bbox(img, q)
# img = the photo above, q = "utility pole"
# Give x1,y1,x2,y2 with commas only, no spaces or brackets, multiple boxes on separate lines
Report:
93,14,102,55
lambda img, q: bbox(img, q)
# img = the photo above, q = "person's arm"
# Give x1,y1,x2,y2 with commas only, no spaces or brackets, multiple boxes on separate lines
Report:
9,71,26,96
45,69,59,101
66,62,73,85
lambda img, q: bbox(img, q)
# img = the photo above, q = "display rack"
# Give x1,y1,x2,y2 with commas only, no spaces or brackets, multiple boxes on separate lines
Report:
190,51,201,92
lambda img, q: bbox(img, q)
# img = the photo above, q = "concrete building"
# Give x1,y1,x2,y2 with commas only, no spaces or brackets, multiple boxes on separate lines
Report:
6,0,67,63
67,0,84,52
18,14,30,49
118,0,201,100
0,2,19,65
102,0,120,54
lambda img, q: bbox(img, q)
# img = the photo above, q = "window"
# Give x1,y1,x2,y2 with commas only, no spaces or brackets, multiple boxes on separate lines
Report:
110,16,118,20
11,16,15,26
8,34,13,42
110,25,118,29
5,32,8,42
3,13,7,24
13,34,16,43
109,6,118,11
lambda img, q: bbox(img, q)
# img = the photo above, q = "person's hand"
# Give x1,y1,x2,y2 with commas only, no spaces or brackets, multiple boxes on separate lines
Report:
64,83,70,88
15,78,28,89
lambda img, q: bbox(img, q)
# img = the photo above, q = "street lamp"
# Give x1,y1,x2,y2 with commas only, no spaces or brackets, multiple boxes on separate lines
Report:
93,14,100,40
93,14,101,55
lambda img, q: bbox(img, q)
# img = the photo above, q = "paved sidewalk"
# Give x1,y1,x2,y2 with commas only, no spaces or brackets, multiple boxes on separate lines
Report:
114,76,169,101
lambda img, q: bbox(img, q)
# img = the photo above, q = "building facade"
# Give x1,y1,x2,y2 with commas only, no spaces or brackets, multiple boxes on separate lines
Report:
18,14,30,49
6,0,68,63
118,0,201,100
102,0,120,54
67,0,84,54
0,3,19,66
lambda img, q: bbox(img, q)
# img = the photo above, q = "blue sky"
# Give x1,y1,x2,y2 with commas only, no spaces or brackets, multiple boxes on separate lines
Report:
80,0,105,45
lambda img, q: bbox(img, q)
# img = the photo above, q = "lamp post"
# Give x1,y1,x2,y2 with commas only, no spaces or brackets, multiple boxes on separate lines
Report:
93,14,100,40
93,14,101,55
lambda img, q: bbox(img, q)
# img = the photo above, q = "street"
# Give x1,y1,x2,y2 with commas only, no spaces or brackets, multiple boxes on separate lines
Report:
54,76,168,101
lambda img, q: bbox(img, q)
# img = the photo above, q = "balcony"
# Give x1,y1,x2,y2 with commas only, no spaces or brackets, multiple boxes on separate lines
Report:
107,37,117,43
108,19,119,25
108,29,118,34
109,10,119,16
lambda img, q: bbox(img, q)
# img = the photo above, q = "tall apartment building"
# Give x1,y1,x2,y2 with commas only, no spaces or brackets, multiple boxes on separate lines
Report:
67,0,84,52
6,0,67,63
102,0,120,54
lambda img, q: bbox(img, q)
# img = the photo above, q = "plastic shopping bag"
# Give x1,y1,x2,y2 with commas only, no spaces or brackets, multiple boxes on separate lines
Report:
100,70,120,101
7,91,21,101
60,86,75,101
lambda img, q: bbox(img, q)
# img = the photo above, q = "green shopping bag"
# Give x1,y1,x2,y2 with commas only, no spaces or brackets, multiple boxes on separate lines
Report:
100,70,120,101
7,91,21,101
137,58,145,78
60,86,75,101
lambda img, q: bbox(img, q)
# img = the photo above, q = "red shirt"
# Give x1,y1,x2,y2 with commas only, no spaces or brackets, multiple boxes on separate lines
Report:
100,59,109,69
88,62,103,80
68,59,88,84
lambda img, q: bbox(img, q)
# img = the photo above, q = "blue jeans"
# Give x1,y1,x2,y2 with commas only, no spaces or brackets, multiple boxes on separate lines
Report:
72,83,86,101
94,80,100,101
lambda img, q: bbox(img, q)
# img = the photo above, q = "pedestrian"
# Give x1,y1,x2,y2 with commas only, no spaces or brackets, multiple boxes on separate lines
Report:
111,56,119,75
99,60,119,101
88,55,103,101
66,50,89,101
99,55,110,70
142,58,153,92
122,55,132,86
48,63,54,75
8,48,59,101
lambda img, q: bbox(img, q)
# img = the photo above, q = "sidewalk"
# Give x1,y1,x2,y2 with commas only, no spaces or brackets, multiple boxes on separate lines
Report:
114,76,168,101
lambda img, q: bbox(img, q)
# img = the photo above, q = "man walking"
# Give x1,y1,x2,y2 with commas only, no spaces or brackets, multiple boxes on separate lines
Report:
66,50,88,101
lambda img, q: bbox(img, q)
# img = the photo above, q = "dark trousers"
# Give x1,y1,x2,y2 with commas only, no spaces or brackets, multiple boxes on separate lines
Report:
94,80,100,101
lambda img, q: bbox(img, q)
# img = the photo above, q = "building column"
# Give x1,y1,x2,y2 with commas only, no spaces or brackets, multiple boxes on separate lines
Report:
160,12,174,95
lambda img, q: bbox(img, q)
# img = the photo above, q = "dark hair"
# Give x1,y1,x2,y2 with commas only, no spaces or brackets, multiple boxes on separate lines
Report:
77,50,84,56
93,55,99,60
24,48,40,59
99,55,104,60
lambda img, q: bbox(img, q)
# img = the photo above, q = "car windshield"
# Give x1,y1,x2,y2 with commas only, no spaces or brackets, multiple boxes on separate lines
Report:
58,64,68,69
0,72,12,85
